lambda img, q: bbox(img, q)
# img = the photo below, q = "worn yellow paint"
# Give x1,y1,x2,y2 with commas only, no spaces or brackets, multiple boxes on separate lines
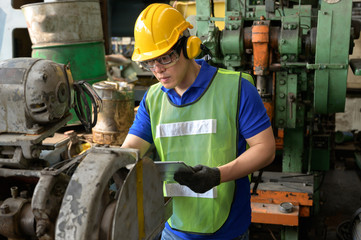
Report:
136,159,145,240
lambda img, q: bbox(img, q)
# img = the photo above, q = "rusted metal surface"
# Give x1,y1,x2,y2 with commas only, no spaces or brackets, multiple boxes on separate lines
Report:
54,147,169,240
0,135,168,239
21,1,103,46
251,202,300,226
0,58,73,135
251,189,312,207
0,115,71,168
112,156,167,240
252,19,270,76
92,81,134,145
0,196,35,238
275,128,284,150
251,171,313,225
263,101,274,123
0,56,72,166
55,147,138,239
32,173,70,239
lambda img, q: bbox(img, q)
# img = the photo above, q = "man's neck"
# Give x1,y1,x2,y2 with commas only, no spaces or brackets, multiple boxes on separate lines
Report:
175,61,201,97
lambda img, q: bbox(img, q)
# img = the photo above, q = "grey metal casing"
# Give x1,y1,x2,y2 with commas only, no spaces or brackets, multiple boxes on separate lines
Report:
0,58,73,134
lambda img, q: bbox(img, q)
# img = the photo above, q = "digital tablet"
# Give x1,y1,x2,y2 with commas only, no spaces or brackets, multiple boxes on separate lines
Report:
154,161,194,181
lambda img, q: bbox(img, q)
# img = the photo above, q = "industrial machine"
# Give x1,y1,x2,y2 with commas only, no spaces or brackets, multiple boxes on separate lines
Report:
0,58,170,240
0,0,360,239
173,0,360,239
0,1,171,239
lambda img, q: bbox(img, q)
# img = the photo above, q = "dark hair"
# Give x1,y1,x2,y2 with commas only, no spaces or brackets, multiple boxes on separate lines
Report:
172,36,187,55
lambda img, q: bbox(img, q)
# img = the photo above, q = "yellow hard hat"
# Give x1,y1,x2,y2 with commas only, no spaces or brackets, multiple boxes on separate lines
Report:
132,3,193,62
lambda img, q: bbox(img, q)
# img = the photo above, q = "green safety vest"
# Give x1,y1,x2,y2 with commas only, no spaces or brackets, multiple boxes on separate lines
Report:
146,68,252,233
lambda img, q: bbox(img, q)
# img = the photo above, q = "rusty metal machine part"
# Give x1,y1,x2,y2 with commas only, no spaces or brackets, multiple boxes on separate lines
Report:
0,116,72,169
92,81,134,145
21,1,104,47
112,155,169,239
0,58,73,169
55,147,170,240
0,187,35,238
32,172,70,239
0,56,169,239
0,147,170,240
0,58,73,134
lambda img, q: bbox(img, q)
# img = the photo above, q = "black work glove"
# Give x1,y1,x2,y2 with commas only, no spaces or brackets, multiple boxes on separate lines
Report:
174,164,221,193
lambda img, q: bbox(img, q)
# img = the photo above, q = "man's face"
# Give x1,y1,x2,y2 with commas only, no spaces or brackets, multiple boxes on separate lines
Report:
149,50,190,91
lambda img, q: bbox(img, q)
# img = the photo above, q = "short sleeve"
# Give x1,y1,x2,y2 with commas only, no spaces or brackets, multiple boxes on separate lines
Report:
238,79,271,139
128,92,153,143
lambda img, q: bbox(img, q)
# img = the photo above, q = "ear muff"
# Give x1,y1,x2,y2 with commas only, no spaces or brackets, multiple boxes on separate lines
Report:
182,36,202,59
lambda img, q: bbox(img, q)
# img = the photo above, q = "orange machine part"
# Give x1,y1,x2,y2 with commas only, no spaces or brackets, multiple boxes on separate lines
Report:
251,189,313,226
263,102,274,123
275,128,284,150
252,23,269,75
251,202,300,226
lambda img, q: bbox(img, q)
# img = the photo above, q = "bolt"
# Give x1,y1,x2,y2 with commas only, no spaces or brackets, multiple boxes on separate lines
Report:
278,119,285,125
279,93,285,99
11,186,18,198
288,24,295,30
280,80,286,85
31,148,41,158
279,106,285,111
0,204,10,214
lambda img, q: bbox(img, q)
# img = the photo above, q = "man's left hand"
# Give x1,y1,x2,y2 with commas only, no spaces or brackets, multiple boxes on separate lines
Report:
174,164,221,193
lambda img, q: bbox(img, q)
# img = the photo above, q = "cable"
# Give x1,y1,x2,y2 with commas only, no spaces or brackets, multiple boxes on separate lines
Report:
73,81,102,132
210,0,215,18
200,44,213,62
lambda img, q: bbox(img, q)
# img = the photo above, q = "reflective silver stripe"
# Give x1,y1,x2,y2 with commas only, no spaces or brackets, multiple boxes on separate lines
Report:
165,183,217,199
156,119,217,138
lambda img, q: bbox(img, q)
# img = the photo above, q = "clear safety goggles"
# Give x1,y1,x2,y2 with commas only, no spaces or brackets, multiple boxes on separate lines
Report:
140,48,180,71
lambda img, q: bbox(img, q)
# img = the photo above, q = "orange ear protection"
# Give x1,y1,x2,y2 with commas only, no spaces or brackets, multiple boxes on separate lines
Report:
182,36,203,59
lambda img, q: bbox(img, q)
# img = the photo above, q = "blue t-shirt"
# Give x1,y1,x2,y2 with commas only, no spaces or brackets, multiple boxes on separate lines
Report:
129,59,270,239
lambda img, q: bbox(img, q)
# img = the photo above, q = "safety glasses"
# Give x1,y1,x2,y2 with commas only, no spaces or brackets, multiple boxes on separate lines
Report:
140,49,180,71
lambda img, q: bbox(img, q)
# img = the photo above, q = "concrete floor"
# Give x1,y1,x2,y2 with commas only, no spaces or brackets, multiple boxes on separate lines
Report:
315,158,361,240
249,147,361,240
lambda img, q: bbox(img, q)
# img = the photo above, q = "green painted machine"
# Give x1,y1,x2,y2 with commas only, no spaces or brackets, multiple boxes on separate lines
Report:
175,0,359,239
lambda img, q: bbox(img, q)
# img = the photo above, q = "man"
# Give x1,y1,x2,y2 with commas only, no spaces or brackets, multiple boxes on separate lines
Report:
122,3,275,240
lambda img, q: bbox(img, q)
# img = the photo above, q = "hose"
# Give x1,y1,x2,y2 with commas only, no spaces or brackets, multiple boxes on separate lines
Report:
73,81,102,132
